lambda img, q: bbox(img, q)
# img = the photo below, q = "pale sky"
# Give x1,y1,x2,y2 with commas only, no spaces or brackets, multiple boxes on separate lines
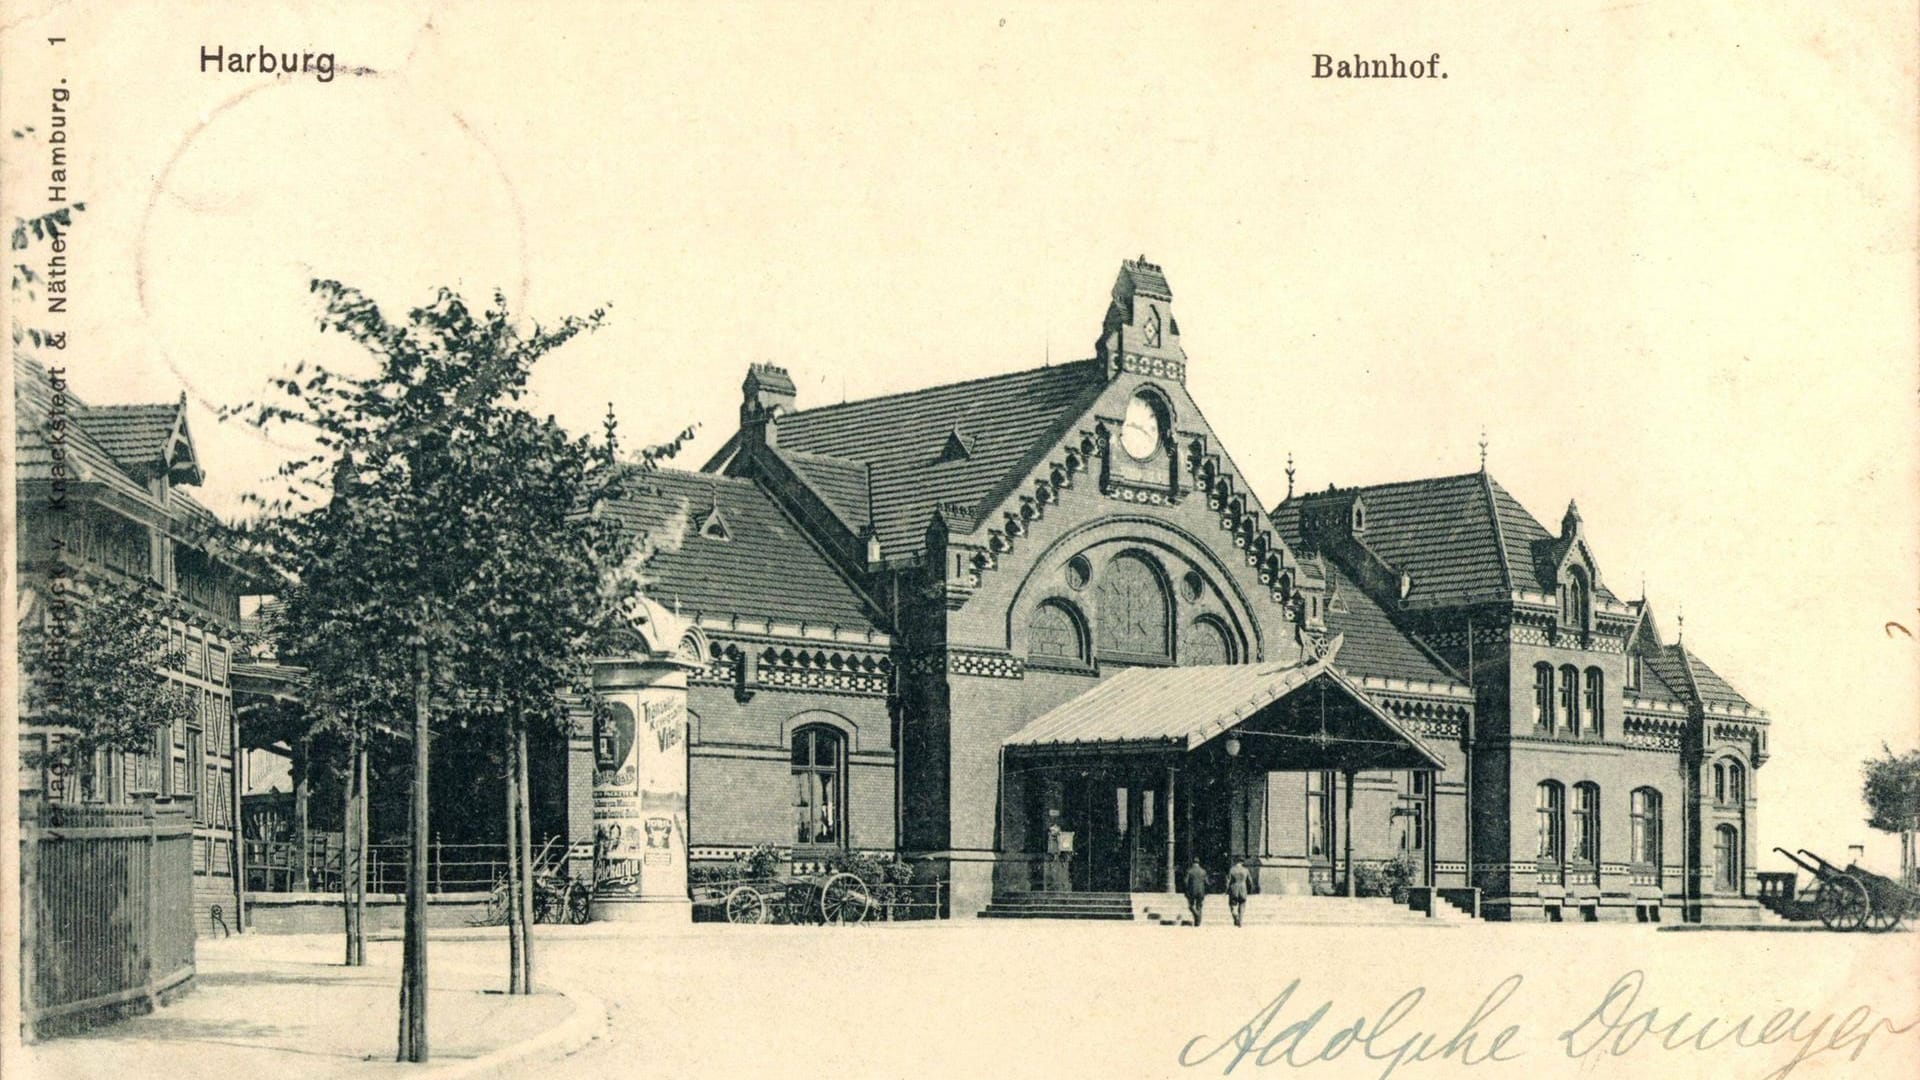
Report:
5,3,1916,862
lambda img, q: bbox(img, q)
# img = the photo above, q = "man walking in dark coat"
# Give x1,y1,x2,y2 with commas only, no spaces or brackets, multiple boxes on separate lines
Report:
1226,858,1252,927
1182,858,1208,927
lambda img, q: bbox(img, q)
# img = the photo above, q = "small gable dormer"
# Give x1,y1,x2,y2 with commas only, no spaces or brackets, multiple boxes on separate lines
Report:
697,486,731,541
936,428,972,464
1095,256,1187,382
1535,497,1605,632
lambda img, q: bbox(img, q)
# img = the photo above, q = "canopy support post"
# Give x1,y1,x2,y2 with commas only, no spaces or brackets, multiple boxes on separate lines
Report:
1343,768,1357,898
1164,764,1177,893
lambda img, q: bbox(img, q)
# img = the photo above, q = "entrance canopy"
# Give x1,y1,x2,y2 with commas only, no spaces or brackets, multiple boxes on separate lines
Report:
1003,637,1443,771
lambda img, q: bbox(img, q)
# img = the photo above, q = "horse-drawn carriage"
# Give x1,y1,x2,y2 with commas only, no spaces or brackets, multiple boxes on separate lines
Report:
1774,847,1918,932
691,870,875,925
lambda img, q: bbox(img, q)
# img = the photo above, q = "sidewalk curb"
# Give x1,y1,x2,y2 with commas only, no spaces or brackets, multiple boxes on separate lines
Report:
425,981,607,1079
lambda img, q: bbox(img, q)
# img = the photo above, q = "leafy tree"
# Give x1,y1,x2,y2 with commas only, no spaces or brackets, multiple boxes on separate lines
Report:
230,279,690,1057
17,577,198,791
1861,746,1920,884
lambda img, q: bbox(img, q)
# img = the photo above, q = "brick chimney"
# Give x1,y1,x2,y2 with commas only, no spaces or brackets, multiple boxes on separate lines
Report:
740,363,797,447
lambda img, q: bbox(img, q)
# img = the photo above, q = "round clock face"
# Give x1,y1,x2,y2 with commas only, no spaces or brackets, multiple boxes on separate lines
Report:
1120,395,1162,460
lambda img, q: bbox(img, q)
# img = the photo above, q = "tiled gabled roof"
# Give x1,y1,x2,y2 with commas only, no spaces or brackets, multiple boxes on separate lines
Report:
602,468,881,632
76,403,181,471
1627,651,1689,705
1320,564,1462,686
770,359,1108,558
14,354,220,529
1272,471,1618,604
775,447,871,535
1640,644,1761,712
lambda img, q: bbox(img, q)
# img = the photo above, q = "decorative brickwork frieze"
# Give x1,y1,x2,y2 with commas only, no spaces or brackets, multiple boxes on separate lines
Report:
695,638,893,698
1621,713,1685,751
1116,352,1186,381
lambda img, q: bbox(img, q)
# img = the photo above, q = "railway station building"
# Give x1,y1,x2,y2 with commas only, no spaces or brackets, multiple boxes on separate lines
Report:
574,259,1776,922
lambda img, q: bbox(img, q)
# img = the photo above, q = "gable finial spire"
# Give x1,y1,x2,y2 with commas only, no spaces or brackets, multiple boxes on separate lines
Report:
1285,452,1296,500
602,402,619,465
1677,605,1685,644
1478,426,1489,472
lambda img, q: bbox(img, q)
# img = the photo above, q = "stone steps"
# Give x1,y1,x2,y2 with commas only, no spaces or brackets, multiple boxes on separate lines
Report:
1133,894,1459,928
978,891,1136,920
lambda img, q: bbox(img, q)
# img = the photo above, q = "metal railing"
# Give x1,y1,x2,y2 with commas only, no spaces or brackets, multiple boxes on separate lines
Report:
245,838,534,895
19,799,196,1038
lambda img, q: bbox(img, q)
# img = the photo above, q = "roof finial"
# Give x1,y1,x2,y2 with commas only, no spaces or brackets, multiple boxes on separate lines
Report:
1478,427,1489,472
1285,452,1296,500
602,402,619,465
1676,605,1685,643
1639,573,1647,603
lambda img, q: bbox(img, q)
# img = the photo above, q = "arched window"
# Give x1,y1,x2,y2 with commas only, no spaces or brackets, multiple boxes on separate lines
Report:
1027,600,1087,664
1096,553,1170,660
1181,617,1233,666
1563,567,1591,629
1715,824,1741,892
1583,667,1603,736
1572,782,1600,864
1630,787,1662,867
791,725,846,847
1536,781,1565,862
1559,665,1580,734
1534,663,1554,728
1726,761,1746,806
1713,762,1727,804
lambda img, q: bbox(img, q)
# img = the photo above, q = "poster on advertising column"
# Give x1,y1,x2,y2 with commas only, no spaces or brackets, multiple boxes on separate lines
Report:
592,700,645,865
635,688,689,896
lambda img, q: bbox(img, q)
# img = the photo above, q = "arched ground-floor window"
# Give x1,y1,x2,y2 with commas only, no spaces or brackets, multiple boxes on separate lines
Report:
792,725,846,847
1715,823,1741,893
1630,787,1662,871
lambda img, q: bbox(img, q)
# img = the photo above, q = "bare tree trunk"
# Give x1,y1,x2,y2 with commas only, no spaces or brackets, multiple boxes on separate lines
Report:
505,727,523,994
516,721,536,994
343,739,359,965
399,641,430,1063
355,740,368,965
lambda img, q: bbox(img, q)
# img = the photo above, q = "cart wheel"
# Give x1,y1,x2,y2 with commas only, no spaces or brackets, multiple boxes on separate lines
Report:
568,885,592,924
1862,893,1904,933
725,885,769,925
1817,876,1869,932
820,873,873,925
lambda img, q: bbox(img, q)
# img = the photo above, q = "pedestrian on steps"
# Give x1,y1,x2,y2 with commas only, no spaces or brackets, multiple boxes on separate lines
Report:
1183,858,1208,927
1226,858,1252,927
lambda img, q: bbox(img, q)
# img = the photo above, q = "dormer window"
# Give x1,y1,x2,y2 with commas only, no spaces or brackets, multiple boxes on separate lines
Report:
1350,501,1367,533
1561,566,1591,630
698,505,730,541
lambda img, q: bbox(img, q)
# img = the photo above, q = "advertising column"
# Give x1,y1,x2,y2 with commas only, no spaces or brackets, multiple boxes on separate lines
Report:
589,652,692,923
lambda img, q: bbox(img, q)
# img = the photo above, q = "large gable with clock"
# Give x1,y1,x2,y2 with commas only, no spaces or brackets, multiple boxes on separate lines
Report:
596,258,1773,924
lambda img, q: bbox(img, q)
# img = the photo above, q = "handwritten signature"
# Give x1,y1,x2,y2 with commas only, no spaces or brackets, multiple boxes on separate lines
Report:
1178,971,1916,1078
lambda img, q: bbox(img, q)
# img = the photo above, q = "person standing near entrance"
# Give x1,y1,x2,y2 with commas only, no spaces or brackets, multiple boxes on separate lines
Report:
1182,858,1208,926
1226,859,1252,927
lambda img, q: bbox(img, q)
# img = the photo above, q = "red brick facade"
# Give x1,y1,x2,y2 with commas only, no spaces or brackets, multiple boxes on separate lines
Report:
577,260,1771,923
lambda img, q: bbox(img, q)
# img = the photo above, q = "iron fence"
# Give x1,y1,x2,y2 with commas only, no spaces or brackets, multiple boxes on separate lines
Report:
245,838,541,895
19,799,196,1038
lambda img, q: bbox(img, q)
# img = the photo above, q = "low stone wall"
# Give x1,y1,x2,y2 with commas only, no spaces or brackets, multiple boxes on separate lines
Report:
243,892,491,935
